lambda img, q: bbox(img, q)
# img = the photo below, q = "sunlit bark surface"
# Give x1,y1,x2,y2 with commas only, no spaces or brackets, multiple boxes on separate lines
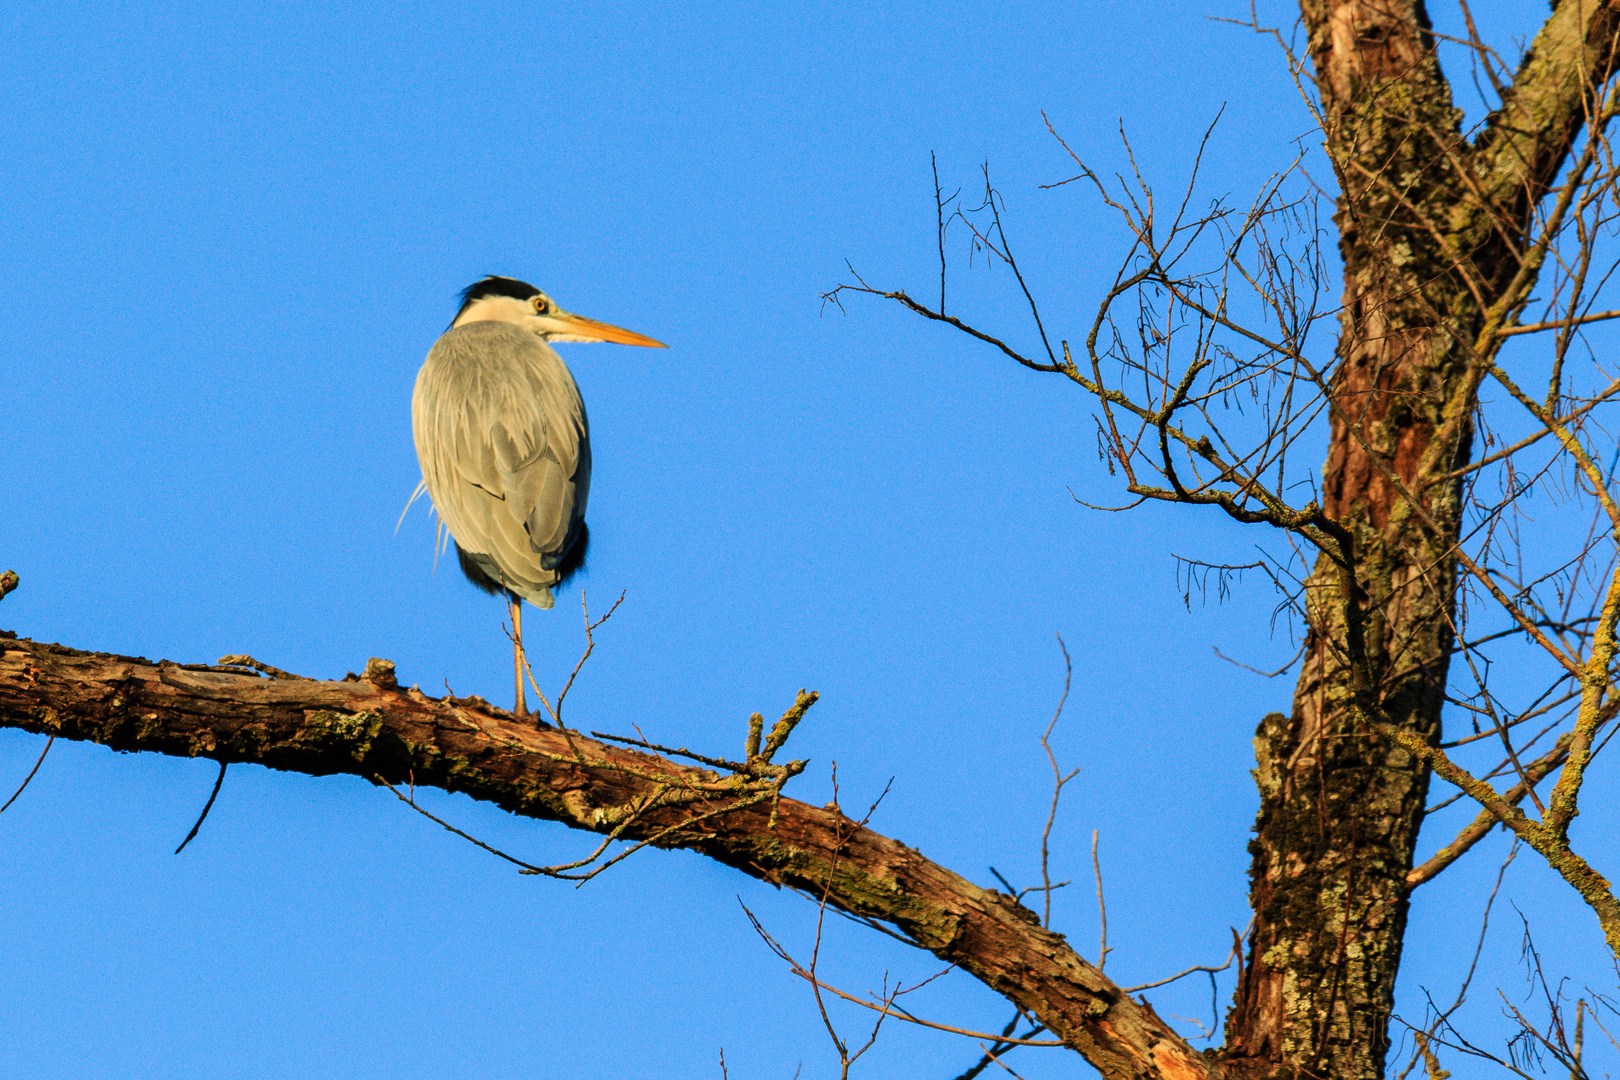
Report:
0,633,1219,1080
1224,3,1620,1077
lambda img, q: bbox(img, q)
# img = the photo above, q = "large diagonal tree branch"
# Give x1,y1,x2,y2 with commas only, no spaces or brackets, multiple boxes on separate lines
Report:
0,631,1220,1080
1475,0,1620,210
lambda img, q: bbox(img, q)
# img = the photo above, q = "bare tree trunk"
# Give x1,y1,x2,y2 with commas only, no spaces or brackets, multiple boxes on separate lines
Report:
1225,3,1619,1076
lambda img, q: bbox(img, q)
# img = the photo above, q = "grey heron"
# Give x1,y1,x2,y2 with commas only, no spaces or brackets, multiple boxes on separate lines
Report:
412,276,666,718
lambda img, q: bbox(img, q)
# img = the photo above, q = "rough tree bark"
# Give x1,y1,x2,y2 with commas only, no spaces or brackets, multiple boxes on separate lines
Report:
1224,3,1620,1078
0,634,1219,1080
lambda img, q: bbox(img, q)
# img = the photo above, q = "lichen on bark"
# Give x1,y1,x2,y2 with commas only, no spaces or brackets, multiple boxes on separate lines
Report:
1222,2,1620,1077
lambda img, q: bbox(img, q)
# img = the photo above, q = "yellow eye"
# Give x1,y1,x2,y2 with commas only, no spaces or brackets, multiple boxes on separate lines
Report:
532,296,550,314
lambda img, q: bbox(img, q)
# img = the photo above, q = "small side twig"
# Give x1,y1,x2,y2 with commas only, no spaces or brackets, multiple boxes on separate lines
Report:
973,1041,1029,1079
740,904,1067,1048
1092,830,1111,971
215,654,308,681
948,1012,1050,1080
1572,997,1585,1080
591,730,750,773
1041,635,1080,929
555,590,625,725
1121,923,1247,993
377,774,547,872
1212,641,1307,678
174,760,228,854
762,689,820,763
523,589,627,753
0,733,53,815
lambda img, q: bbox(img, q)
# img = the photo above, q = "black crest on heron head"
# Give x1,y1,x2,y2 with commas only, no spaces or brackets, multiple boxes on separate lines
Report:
455,276,542,318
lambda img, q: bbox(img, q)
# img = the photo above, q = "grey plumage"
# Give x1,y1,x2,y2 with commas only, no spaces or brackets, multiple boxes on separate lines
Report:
410,275,664,718
413,319,590,609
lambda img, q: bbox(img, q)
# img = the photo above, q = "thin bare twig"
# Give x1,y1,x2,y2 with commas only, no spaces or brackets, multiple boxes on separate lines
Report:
526,589,627,734
1092,830,1110,971
1497,309,1620,337
0,733,53,815
1121,925,1247,993
173,759,227,854
1213,641,1307,678
948,1013,1050,1080
1041,636,1079,929
377,774,547,872
741,904,1067,1048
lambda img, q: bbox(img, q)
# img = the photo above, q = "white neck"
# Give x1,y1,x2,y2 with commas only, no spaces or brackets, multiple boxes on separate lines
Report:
452,295,534,328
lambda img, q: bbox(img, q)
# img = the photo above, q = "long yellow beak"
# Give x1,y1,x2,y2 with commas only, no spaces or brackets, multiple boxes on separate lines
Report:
551,313,668,348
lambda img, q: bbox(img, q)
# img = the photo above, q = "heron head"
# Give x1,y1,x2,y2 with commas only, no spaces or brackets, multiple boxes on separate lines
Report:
450,276,667,347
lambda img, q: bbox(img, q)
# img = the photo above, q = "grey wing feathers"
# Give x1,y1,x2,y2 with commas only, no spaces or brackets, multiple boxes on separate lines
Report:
412,321,591,608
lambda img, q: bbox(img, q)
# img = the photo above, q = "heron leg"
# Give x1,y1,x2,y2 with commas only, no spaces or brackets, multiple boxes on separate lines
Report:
509,595,529,719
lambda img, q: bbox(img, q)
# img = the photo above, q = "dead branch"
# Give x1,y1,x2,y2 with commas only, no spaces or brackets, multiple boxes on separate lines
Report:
0,631,1217,1080
0,731,52,815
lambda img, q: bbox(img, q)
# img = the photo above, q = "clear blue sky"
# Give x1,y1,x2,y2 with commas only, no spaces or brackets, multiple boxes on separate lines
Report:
2,2,1613,1077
